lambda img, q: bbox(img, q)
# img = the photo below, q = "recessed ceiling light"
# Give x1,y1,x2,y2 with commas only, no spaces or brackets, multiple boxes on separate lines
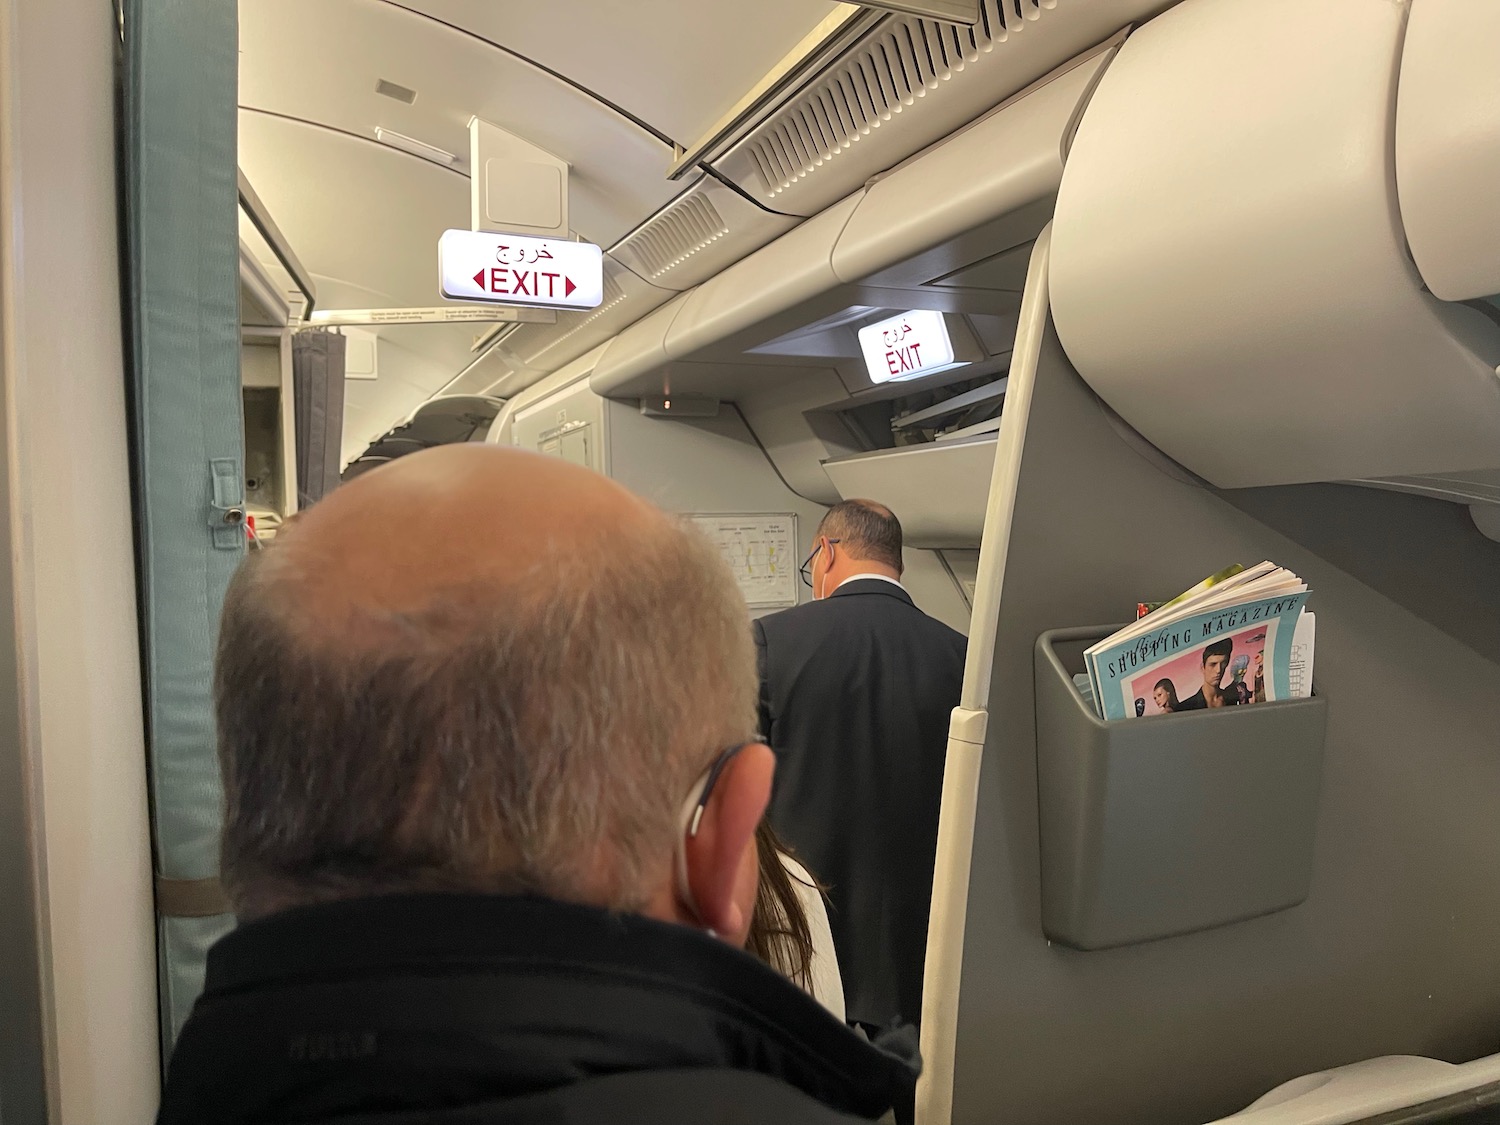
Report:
374,127,456,165
375,78,417,104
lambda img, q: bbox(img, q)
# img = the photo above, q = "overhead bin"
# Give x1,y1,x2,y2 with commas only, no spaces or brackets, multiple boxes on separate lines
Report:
509,257,675,376
830,41,1114,287
1395,0,1500,303
1049,0,1500,490
711,0,1176,218
592,194,864,397
469,2,1177,405
585,292,690,398
590,43,1116,401
610,175,798,293
822,435,996,549
666,194,868,364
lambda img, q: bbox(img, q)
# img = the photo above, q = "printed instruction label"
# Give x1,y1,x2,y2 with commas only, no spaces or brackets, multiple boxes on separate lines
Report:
689,514,799,609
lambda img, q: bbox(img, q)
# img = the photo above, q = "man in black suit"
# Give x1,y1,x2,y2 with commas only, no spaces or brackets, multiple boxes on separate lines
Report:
754,500,967,1036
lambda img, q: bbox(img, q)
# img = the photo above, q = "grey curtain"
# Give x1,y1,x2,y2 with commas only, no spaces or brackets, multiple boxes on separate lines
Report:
293,329,347,507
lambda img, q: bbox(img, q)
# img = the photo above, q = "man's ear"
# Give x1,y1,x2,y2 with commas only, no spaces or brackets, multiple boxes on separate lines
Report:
681,743,775,946
814,536,835,599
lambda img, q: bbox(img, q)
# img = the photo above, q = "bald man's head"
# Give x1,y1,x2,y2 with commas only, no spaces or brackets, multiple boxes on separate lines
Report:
266,444,667,638
816,499,903,573
216,446,757,918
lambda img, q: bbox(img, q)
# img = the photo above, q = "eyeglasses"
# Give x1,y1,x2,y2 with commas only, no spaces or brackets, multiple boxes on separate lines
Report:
680,742,752,840
798,538,841,589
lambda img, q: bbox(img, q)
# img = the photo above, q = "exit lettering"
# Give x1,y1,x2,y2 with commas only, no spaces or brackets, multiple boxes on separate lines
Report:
471,267,578,300
884,342,926,377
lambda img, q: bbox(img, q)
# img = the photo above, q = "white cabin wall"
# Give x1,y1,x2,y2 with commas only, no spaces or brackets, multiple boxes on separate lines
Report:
505,371,974,633
0,0,159,1121
511,378,828,613
736,369,857,507
902,551,972,637
737,379,974,635
607,402,828,609
613,395,975,632
341,336,457,468
488,344,608,448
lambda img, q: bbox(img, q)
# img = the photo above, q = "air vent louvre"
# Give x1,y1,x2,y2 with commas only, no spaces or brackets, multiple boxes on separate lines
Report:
375,78,417,104
745,0,1052,196
618,193,731,281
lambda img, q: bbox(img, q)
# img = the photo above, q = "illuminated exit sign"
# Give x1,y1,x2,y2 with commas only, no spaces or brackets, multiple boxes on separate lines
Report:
438,229,604,310
858,309,962,384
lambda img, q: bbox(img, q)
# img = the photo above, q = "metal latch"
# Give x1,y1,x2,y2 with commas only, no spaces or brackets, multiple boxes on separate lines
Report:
208,457,247,550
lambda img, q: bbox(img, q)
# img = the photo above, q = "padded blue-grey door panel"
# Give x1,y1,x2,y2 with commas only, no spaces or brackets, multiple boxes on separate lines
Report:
124,0,242,1056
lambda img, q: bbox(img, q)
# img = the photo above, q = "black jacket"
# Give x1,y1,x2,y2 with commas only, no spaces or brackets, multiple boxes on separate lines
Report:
157,893,920,1125
754,579,967,1031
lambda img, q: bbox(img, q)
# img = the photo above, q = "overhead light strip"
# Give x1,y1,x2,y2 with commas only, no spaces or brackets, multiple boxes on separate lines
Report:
374,127,457,164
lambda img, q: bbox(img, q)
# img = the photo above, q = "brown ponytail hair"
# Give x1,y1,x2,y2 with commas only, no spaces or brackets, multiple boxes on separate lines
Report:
746,820,821,991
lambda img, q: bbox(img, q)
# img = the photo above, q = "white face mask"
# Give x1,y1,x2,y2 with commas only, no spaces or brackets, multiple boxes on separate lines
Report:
803,537,842,600
672,743,749,938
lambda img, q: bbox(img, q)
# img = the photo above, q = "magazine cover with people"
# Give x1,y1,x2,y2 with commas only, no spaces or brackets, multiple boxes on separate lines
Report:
1084,562,1312,722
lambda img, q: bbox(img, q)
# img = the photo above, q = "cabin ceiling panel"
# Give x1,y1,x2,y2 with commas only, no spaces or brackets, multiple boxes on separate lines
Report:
240,111,480,443
239,0,682,247
239,111,467,312
238,150,475,380
399,0,847,145
310,276,481,373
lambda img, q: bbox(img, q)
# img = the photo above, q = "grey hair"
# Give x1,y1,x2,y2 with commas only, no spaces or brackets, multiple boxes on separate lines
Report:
214,517,757,918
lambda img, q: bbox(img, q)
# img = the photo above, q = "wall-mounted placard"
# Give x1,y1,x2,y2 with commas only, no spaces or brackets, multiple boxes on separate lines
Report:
689,513,799,609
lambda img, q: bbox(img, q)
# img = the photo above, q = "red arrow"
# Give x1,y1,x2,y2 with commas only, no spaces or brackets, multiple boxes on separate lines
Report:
565,276,576,297
473,268,486,290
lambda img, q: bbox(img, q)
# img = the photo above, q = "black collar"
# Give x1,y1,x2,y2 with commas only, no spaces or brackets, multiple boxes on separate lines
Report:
829,578,914,606
161,893,919,1124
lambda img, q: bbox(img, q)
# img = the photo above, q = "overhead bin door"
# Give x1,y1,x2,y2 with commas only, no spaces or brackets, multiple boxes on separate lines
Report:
1049,0,1500,489
1395,0,1500,303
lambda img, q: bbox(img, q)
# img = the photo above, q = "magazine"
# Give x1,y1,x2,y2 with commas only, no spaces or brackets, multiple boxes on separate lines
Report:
1078,637,1312,719
1135,563,1245,621
1289,610,1315,699
1084,562,1312,721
